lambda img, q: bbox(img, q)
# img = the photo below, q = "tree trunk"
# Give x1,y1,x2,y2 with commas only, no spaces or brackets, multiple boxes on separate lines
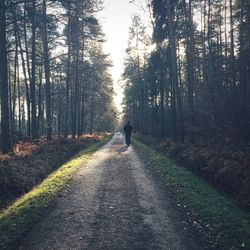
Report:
12,42,18,133
72,0,80,138
23,3,31,136
64,5,72,138
229,0,236,90
42,0,52,140
75,1,80,138
38,67,43,136
0,1,12,153
78,11,85,137
90,72,94,135
30,0,37,139
15,8,31,137
17,64,22,133
185,0,195,143
166,0,184,142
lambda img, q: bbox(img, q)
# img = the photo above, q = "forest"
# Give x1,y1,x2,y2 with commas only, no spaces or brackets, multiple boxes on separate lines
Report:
0,0,250,207
122,0,250,210
0,0,117,154
0,0,250,249
123,0,250,144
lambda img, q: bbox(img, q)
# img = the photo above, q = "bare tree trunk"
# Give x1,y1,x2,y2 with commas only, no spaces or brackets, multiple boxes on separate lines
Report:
23,3,31,136
224,0,229,91
185,0,195,143
80,92,85,134
30,0,37,139
42,0,52,140
75,5,80,138
64,5,72,138
8,55,13,136
57,77,62,136
160,79,164,138
72,0,80,138
0,1,12,152
38,67,43,136
78,14,85,136
14,7,31,137
166,0,184,142
90,72,94,135
17,63,22,133
12,42,18,134
229,0,236,90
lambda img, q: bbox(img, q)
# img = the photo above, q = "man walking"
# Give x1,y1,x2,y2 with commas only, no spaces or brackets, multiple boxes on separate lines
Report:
123,121,133,146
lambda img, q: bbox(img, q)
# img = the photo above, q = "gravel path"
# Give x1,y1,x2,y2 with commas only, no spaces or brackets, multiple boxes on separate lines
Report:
19,133,204,250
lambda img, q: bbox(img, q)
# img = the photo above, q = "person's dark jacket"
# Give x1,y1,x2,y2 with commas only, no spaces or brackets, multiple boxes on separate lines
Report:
124,123,133,136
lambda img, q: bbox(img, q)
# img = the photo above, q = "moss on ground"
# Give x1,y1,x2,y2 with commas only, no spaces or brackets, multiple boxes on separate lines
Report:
0,135,112,250
133,139,250,250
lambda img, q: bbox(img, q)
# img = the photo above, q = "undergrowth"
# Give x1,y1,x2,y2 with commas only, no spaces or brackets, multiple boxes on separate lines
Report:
0,135,112,250
133,139,250,250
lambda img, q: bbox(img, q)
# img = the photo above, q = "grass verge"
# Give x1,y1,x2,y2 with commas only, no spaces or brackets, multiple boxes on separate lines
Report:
133,139,250,249
0,135,112,250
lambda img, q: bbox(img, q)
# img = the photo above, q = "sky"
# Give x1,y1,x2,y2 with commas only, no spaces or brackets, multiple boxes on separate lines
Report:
98,0,138,113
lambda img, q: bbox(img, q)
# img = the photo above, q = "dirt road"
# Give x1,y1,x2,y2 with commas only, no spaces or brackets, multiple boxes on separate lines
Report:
19,133,205,250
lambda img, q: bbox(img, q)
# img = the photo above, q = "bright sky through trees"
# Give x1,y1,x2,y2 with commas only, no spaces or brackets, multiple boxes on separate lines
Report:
98,0,137,112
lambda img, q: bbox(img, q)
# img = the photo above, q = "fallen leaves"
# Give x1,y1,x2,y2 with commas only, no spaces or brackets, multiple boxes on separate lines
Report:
0,134,107,210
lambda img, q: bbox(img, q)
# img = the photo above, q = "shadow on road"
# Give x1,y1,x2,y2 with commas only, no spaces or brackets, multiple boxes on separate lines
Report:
117,145,128,154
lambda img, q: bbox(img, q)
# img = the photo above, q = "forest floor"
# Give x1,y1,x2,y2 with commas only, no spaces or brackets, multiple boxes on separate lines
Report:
17,133,214,250
0,134,106,210
134,134,250,211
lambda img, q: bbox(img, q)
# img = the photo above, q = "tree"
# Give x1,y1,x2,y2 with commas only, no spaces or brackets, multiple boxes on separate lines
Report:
122,0,250,145
0,0,12,153
30,0,38,139
41,0,52,140
0,0,116,143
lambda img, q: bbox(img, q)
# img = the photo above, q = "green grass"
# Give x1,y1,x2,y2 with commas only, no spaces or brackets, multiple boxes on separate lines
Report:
133,139,250,250
0,135,112,250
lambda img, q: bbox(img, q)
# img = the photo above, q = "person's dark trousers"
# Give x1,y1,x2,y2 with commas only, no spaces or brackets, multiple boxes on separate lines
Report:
125,134,131,146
